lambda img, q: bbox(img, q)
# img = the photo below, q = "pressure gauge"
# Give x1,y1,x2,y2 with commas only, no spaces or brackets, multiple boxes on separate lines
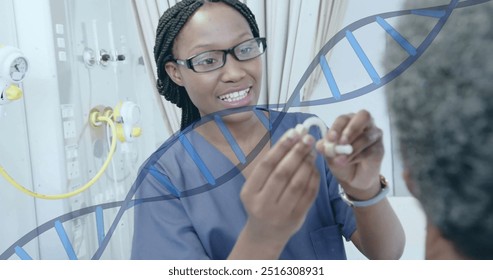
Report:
0,45,29,83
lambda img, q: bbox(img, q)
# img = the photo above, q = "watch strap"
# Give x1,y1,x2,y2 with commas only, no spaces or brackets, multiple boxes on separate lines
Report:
339,175,390,208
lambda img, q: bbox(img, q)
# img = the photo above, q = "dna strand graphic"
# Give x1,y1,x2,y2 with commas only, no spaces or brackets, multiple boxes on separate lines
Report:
2,0,488,260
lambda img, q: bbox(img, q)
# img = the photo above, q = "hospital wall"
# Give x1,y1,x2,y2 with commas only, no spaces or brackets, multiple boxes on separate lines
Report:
0,0,427,259
0,0,168,259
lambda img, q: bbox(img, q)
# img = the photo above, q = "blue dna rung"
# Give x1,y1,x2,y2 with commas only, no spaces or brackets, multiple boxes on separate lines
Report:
376,16,417,56
2,0,490,260
345,29,382,85
319,55,341,100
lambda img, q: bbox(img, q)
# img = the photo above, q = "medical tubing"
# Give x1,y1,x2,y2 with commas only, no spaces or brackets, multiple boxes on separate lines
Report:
0,115,117,200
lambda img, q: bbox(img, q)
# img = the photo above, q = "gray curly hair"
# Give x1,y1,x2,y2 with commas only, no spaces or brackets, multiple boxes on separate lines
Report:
385,0,493,259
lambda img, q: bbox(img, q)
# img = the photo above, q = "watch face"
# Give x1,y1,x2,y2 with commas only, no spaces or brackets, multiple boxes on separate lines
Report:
9,56,28,82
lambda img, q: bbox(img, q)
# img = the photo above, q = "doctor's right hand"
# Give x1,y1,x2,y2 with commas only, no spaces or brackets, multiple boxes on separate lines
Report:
239,129,320,251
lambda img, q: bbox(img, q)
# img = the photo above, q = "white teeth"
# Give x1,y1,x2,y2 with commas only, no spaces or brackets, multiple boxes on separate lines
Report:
219,88,249,102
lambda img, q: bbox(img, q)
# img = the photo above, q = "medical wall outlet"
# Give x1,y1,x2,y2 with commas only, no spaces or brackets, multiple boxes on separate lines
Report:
83,48,96,68
0,79,23,105
83,48,126,68
99,49,111,67
113,101,142,143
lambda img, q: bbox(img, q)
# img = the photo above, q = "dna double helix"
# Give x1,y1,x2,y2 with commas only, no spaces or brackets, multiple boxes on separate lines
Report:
2,0,488,260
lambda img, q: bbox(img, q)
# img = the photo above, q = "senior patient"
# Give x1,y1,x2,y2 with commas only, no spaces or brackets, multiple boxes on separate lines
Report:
385,0,493,259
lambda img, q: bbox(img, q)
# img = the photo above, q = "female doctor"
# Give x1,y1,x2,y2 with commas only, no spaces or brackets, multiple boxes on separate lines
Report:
131,0,405,260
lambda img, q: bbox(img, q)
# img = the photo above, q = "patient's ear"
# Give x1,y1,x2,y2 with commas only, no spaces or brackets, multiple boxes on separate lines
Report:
402,167,419,197
165,62,184,87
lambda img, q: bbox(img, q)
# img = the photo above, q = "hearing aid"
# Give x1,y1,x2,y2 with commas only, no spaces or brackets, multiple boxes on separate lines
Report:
295,117,353,158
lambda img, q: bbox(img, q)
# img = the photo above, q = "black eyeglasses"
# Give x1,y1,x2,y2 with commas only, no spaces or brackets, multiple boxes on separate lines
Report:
174,37,267,73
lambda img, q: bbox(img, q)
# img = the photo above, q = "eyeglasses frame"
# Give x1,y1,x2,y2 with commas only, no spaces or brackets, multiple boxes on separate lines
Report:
173,37,267,73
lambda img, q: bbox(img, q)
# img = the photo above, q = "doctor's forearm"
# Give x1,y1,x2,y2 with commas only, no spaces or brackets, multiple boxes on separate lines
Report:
351,198,405,260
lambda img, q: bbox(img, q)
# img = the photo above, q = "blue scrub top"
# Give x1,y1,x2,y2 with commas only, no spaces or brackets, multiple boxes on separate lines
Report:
131,109,356,259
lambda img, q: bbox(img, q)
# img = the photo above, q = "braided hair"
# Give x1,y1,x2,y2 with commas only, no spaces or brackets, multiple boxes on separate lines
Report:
154,0,260,131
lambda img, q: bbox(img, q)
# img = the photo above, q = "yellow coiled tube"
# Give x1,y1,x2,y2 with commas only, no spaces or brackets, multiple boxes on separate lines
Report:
0,114,117,200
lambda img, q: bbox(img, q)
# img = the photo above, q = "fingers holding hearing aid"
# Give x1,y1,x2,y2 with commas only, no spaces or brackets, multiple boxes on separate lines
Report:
240,128,320,241
243,127,318,208
315,110,377,159
315,110,384,190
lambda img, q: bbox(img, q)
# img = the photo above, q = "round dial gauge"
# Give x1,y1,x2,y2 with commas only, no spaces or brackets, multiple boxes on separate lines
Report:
9,56,28,82
0,45,29,83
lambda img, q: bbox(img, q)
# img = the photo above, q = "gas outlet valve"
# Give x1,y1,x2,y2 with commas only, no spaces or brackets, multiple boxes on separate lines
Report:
113,101,142,142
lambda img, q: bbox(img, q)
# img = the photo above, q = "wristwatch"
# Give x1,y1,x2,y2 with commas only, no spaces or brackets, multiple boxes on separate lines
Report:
339,175,390,207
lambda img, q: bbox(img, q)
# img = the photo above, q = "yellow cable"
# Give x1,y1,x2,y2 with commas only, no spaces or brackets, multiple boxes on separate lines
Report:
0,115,117,200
